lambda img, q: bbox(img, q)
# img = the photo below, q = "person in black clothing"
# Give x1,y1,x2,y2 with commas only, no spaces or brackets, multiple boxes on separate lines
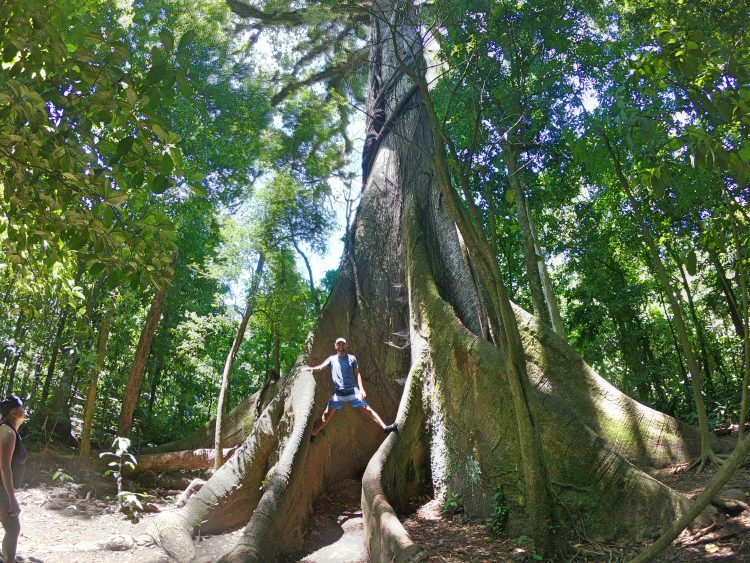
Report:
0,395,27,563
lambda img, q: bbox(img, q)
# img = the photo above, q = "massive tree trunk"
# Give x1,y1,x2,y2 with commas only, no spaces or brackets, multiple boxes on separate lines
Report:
150,2,713,560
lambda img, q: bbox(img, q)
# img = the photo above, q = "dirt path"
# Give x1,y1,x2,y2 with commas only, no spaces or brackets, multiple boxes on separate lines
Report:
285,479,368,563
10,479,369,563
9,450,750,562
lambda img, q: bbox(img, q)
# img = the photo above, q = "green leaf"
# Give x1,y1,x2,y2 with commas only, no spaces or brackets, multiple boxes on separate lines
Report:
160,154,174,175
150,175,170,194
686,250,697,276
159,29,174,53
178,30,197,53
504,189,515,204
116,136,134,159
189,183,207,197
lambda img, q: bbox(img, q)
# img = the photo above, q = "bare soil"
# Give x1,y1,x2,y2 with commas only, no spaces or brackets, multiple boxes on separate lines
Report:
9,436,750,562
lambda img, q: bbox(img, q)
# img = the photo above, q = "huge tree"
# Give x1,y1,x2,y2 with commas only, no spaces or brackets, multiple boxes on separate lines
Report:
147,1,715,560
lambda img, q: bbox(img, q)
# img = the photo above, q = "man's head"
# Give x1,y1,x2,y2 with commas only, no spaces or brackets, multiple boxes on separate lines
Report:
335,337,347,355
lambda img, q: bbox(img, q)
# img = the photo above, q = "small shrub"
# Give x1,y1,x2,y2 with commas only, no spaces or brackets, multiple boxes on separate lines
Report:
485,486,508,536
51,468,73,483
440,492,462,515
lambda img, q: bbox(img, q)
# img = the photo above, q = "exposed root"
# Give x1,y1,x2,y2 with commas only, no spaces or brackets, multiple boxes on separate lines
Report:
711,496,749,516
216,373,318,561
688,450,727,472
175,478,207,509
149,394,284,559
361,349,430,562
39,533,155,555
151,510,196,561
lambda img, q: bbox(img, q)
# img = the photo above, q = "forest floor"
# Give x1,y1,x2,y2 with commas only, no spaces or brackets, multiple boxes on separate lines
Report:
9,432,750,562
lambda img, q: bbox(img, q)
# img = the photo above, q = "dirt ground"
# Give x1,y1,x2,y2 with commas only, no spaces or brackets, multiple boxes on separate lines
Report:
8,436,750,562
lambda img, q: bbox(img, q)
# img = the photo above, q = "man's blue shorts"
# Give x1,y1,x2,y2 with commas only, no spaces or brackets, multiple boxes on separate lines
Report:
327,387,368,410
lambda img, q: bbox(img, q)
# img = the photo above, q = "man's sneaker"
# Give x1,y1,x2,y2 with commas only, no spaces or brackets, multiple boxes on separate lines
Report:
384,423,398,433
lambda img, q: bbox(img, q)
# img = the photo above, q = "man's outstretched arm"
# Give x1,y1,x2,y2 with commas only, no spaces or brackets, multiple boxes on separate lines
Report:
307,359,329,374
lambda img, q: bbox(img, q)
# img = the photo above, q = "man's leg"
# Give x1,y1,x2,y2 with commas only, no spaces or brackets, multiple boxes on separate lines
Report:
359,405,386,429
358,405,397,433
311,406,336,439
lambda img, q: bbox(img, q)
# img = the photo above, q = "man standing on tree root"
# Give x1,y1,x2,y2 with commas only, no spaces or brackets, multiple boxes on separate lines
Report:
307,337,397,442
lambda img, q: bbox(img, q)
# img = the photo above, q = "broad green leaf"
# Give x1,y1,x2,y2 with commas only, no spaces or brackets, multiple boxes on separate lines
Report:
116,136,134,159
178,30,196,53
150,174,170,194
159,29,174,53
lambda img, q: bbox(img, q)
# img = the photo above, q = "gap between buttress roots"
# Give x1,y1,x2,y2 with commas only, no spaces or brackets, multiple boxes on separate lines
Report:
283,478,368,563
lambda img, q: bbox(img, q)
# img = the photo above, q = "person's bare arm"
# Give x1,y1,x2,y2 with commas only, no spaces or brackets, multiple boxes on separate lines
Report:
357,368,367,399
307,359,329,374
0,427,18,517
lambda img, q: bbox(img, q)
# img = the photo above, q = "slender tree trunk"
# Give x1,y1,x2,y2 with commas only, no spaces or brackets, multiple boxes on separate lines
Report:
41,307,69,409
601,132,717,465
272,327,280,377
733,219,750,439
708,246,744,338
118,256,175,438
660,293,691,392
146,350,164,419
503,142,552,330
1,312,26,387
5,351,21,396
534,234,566,338
214,253,265,469
673,256,716,399
637,317,670,408
22,355,42,403
293,241,320,313
80,295,115,464
44,344,79,442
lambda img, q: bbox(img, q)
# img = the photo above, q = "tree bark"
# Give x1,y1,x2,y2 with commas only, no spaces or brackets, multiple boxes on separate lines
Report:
40,307,69,409
293,240,321,313
676,258,716,398
708,246,744,339
119,256,175,438
503,141,554,331
733,218,750,439
131,447,238,475
213,253,265,469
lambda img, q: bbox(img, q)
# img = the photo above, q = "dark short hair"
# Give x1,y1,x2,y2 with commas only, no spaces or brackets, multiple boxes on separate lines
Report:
0,396,23,418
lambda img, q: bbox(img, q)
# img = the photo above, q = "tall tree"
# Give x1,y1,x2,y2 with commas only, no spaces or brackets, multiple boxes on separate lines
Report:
119,255,176,438
148,2,709,561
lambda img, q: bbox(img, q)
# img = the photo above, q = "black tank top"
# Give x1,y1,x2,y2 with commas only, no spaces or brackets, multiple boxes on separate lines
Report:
0,421,26,488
